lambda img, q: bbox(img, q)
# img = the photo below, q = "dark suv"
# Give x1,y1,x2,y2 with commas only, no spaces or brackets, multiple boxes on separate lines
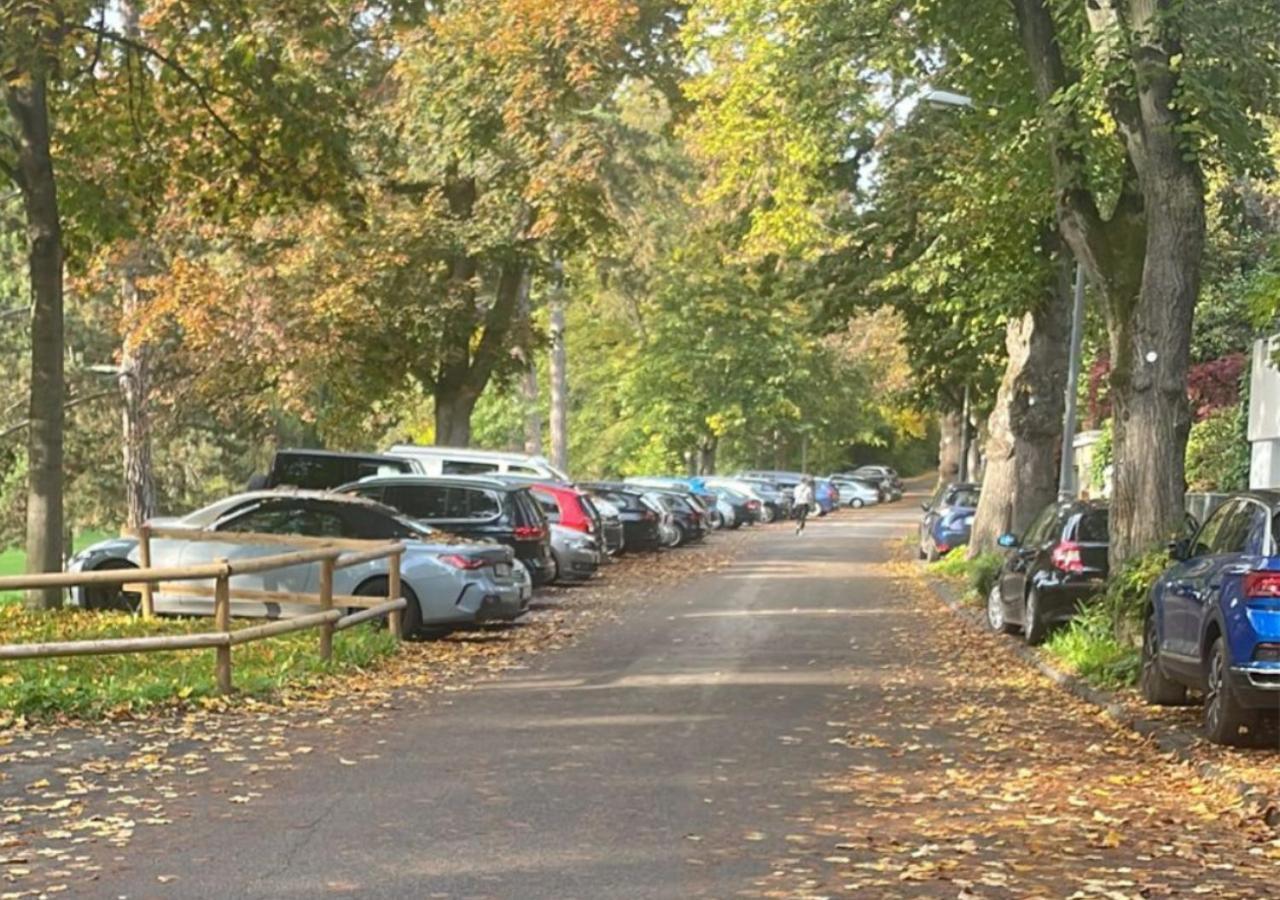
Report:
251,449,418,491
338,475,554,586
987,501,1110,644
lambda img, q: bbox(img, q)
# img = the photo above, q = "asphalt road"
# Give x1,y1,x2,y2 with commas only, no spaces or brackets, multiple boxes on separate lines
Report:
88,499,923,899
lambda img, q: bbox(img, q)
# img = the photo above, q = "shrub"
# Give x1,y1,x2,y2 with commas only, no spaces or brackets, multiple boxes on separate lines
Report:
966,552,1003,599
1099,548,1172,647
1185,404,1249,493
1044,602,1141,688
928,548,1003,605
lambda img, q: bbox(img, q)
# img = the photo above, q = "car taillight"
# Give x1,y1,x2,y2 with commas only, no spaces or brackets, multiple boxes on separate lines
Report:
747,500,760,509
1243,572,1280,598
1051,541,1084,573
437,553,487,570
642,510,657,521
514,525,545,540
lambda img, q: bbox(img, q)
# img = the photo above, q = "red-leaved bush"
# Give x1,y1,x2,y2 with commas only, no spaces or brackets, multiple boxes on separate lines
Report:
1084,353,1244,428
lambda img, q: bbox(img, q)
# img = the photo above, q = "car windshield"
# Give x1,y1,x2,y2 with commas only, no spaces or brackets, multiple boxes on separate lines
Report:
945,488,981,508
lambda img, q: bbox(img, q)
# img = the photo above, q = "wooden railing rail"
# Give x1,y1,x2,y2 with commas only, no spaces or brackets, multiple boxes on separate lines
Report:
0,533,409,695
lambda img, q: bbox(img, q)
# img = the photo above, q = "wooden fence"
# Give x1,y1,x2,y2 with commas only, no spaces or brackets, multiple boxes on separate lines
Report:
0,534,408,694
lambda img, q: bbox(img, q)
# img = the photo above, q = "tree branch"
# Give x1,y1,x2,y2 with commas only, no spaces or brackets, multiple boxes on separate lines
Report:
73,24,262,173
0,390,119,442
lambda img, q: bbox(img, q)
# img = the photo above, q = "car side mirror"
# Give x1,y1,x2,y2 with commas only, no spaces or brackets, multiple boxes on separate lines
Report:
997,533,1020,549
921,501,931,511
1167,538,1191,561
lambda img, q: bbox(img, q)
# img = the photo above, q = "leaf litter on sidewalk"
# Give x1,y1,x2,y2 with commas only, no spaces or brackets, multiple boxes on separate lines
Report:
755,559,1280,899
0,534,746,898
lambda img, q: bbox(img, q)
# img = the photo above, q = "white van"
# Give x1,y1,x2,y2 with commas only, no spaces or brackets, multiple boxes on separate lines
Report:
386,444,570,482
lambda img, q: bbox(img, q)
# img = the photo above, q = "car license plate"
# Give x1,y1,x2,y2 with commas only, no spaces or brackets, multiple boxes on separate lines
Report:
494,563,512,577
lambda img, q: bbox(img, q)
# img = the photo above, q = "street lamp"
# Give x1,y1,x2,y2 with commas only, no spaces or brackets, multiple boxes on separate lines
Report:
921,87,1087,498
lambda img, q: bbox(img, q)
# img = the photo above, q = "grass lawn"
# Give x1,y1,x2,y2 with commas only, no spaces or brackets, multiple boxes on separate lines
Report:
0,530,116,607
0,604,397,724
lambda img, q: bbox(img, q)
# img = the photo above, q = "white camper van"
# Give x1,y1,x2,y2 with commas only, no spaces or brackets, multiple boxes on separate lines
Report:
386,444,570,482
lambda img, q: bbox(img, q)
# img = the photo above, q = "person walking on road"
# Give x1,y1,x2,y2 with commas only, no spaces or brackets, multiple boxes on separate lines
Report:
792,476,815,535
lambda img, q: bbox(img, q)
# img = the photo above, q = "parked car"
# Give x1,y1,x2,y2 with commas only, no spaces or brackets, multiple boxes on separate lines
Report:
548,523,603,582
248,449,419,491
590,496,626,555
578,483,664,553
1142,492,1280,745
814,479,839,514
67,491,524,635
386,444,570,482
849,466,904,502
708,484,760,529
829,477,880,509
336,475,555,587
919,482,981,561
725,476,790,522
624,477,721,525
986,501,1110,644
641,489,707,546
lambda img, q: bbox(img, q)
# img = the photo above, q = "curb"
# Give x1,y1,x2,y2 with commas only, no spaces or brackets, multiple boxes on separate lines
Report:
923,571,1280,828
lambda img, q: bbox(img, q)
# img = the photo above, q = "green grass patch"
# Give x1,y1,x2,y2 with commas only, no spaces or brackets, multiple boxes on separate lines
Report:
1,530,116,607
928,548,1003,606
0,605,397,725
1043,602,1141,689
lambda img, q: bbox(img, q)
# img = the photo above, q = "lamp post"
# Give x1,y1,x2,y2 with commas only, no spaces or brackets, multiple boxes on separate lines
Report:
922,87,1086,498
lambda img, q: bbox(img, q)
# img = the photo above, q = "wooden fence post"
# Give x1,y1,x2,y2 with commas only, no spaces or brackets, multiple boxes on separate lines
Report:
318,557,334,662
214,560,232,694
388,552,403,641
138,524,154,619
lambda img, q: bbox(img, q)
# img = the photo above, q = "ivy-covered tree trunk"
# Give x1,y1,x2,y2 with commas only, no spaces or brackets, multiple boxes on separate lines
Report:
969,256,1072,555
6,74,65,610
1013,0,1206,566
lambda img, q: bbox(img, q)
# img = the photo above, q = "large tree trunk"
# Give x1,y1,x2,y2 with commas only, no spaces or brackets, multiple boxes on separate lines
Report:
434,390,477,446
548,264,568,472
120,253,155,529
7,75,65,610
937,411,963,484
1012,0,1206,566
969,256,1072,556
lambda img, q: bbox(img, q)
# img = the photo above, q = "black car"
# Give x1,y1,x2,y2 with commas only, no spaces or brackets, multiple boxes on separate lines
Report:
709,484,759,528
250,449,418,491
986,501,1110,644
731,477,791,522
644,489,707,546
579,483,663,552
337,475,555,586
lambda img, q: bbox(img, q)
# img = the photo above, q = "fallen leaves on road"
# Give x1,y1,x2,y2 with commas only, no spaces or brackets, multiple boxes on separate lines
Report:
0,534,746,897
759,559,1280,899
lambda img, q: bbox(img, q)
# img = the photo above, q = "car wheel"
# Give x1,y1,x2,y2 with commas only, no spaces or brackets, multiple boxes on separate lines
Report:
760,506,775,524
926,543,940,563
1023,588,1049,645
1139,609,1188,706
83,560,140,613
354,577,422,639
674,523,690,546
1204,636,1258,746
851,498,864,509
986,583,1016,634
917,545,928,561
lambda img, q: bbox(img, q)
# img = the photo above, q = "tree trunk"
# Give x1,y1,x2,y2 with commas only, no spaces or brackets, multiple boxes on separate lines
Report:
548,263,568,472
967,413,986,484
516,273,542,455
969,256,1073,556
120,253,155,529
7,75,65,610
1011,0,1207,566
698,438,717,475
937,411,963,484
434,389,477,447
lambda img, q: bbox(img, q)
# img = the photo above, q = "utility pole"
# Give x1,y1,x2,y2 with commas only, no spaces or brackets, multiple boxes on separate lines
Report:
548,260,568,472
1058,263,1087,500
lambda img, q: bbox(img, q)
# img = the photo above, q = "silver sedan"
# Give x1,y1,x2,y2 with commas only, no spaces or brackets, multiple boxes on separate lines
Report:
66,491,525,635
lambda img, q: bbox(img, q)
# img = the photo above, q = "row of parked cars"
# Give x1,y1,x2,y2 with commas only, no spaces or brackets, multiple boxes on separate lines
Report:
919,481,1280,746
68,446,899,639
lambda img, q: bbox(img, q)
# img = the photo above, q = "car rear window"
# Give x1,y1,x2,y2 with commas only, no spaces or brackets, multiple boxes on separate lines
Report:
273,455,347,489
945,488,980,508
1075,510,1109,543
443,488,503,520
441,459,500,475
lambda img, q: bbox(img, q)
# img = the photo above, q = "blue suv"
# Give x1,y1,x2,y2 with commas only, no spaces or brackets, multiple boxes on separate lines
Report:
1142,492,1280,746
